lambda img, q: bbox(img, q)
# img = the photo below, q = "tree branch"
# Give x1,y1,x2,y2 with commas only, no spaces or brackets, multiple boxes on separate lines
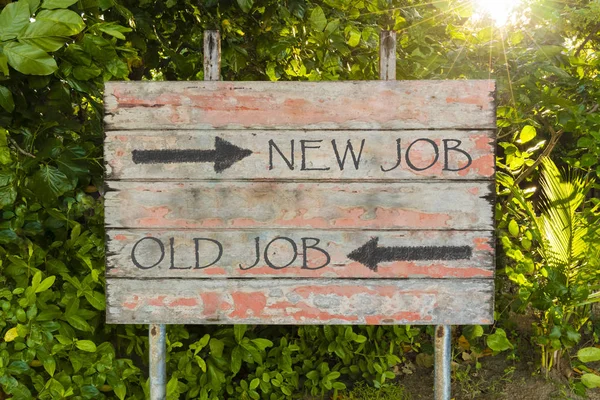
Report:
574,23,600,57
8,137,36,159
512,125,563,189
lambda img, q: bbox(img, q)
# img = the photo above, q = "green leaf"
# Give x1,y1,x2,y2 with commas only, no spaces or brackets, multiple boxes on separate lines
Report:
487,328,513,352
73,64,102,80
0,54,8,75
65,314,91,331
97,23,131,39
24,0,40,13
6,382,32,399
7,360,29,374
166,376,179,397
75,340,97,352
0,0,31,41
234,324,247,343
43,356,56,376
582,373,600,388
80,385,99,398
581,153,596,168
209,338,224,357
32,270,42,289
35,9,84,36
0,129,12,165
84,291,105,310
113,381,126,400
195,355,206,372
309,6,327,32
0,86,15,113
0,183,16,208
35,275,55,292
41,0,78,9
463,325,484,340
231,345,242,374
332,382,346,390
251,338,273,350
519,125,536,144
577,347,600,363
3,42,58,75
236,0,253,13
33,165,74,199
346,27,361,47
508,219,519,237
17,21,70,52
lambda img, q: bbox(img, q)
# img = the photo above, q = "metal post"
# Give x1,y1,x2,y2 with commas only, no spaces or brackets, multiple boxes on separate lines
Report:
149,324,166,400
434,325,452,400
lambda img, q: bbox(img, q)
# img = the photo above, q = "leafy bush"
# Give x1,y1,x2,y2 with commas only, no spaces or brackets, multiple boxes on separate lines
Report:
1,0,600,398
498,158,599,374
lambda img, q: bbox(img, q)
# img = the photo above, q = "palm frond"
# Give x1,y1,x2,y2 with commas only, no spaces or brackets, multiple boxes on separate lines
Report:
535,158,591,283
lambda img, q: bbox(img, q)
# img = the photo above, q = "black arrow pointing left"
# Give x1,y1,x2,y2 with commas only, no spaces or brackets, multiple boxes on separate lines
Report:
347,237,472,272
132,136,252,173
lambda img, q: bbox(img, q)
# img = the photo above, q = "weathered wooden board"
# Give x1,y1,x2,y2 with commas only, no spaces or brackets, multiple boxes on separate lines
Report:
104,78,496,325
105,130,494,181
106,278,494,325
104,181,494,230
104,80,496,131
106,229,494,279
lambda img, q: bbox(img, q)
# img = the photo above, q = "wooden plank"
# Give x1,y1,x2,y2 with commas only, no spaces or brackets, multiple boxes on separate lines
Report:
379,30,396,80
106,229,494,279
105,130,495,181
106,278,494,325
203,30,220,81
104,181,494,230
104,80,496,131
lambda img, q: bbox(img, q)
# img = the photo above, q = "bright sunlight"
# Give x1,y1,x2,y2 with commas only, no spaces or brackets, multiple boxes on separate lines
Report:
472,0,522,26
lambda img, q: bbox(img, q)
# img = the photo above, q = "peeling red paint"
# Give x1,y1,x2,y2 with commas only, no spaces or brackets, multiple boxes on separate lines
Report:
474,237,493,251
148,296,166,306
269,300,359,322
169,297,198,307
229,292,267,318
374,208,451,229
200,292,221,316
202,267,226,275
123,301,138,310
458,154,494,177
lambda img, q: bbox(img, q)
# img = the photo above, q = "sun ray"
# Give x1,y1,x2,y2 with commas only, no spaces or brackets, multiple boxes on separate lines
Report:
445,42,467,78
499,28,517,109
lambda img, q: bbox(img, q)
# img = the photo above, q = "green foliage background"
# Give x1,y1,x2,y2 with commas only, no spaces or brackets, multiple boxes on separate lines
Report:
0,0,599,398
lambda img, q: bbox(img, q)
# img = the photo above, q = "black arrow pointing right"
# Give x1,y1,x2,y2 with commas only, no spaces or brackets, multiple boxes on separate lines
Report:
347,237,472,272
132,136,252,173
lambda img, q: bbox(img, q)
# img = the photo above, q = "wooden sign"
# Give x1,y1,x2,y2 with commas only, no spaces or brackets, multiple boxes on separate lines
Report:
104,80,496,325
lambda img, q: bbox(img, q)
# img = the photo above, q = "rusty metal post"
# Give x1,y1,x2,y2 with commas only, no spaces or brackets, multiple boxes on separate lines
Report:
149,324,166,400
434,325,452,400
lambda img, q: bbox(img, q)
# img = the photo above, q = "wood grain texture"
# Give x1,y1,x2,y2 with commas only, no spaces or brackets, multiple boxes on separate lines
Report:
203,30,220,81
104,80,496,131
105,130,494,181
379,31,396,80
106,229,494,279
106,278,494,325
104,181,494,230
